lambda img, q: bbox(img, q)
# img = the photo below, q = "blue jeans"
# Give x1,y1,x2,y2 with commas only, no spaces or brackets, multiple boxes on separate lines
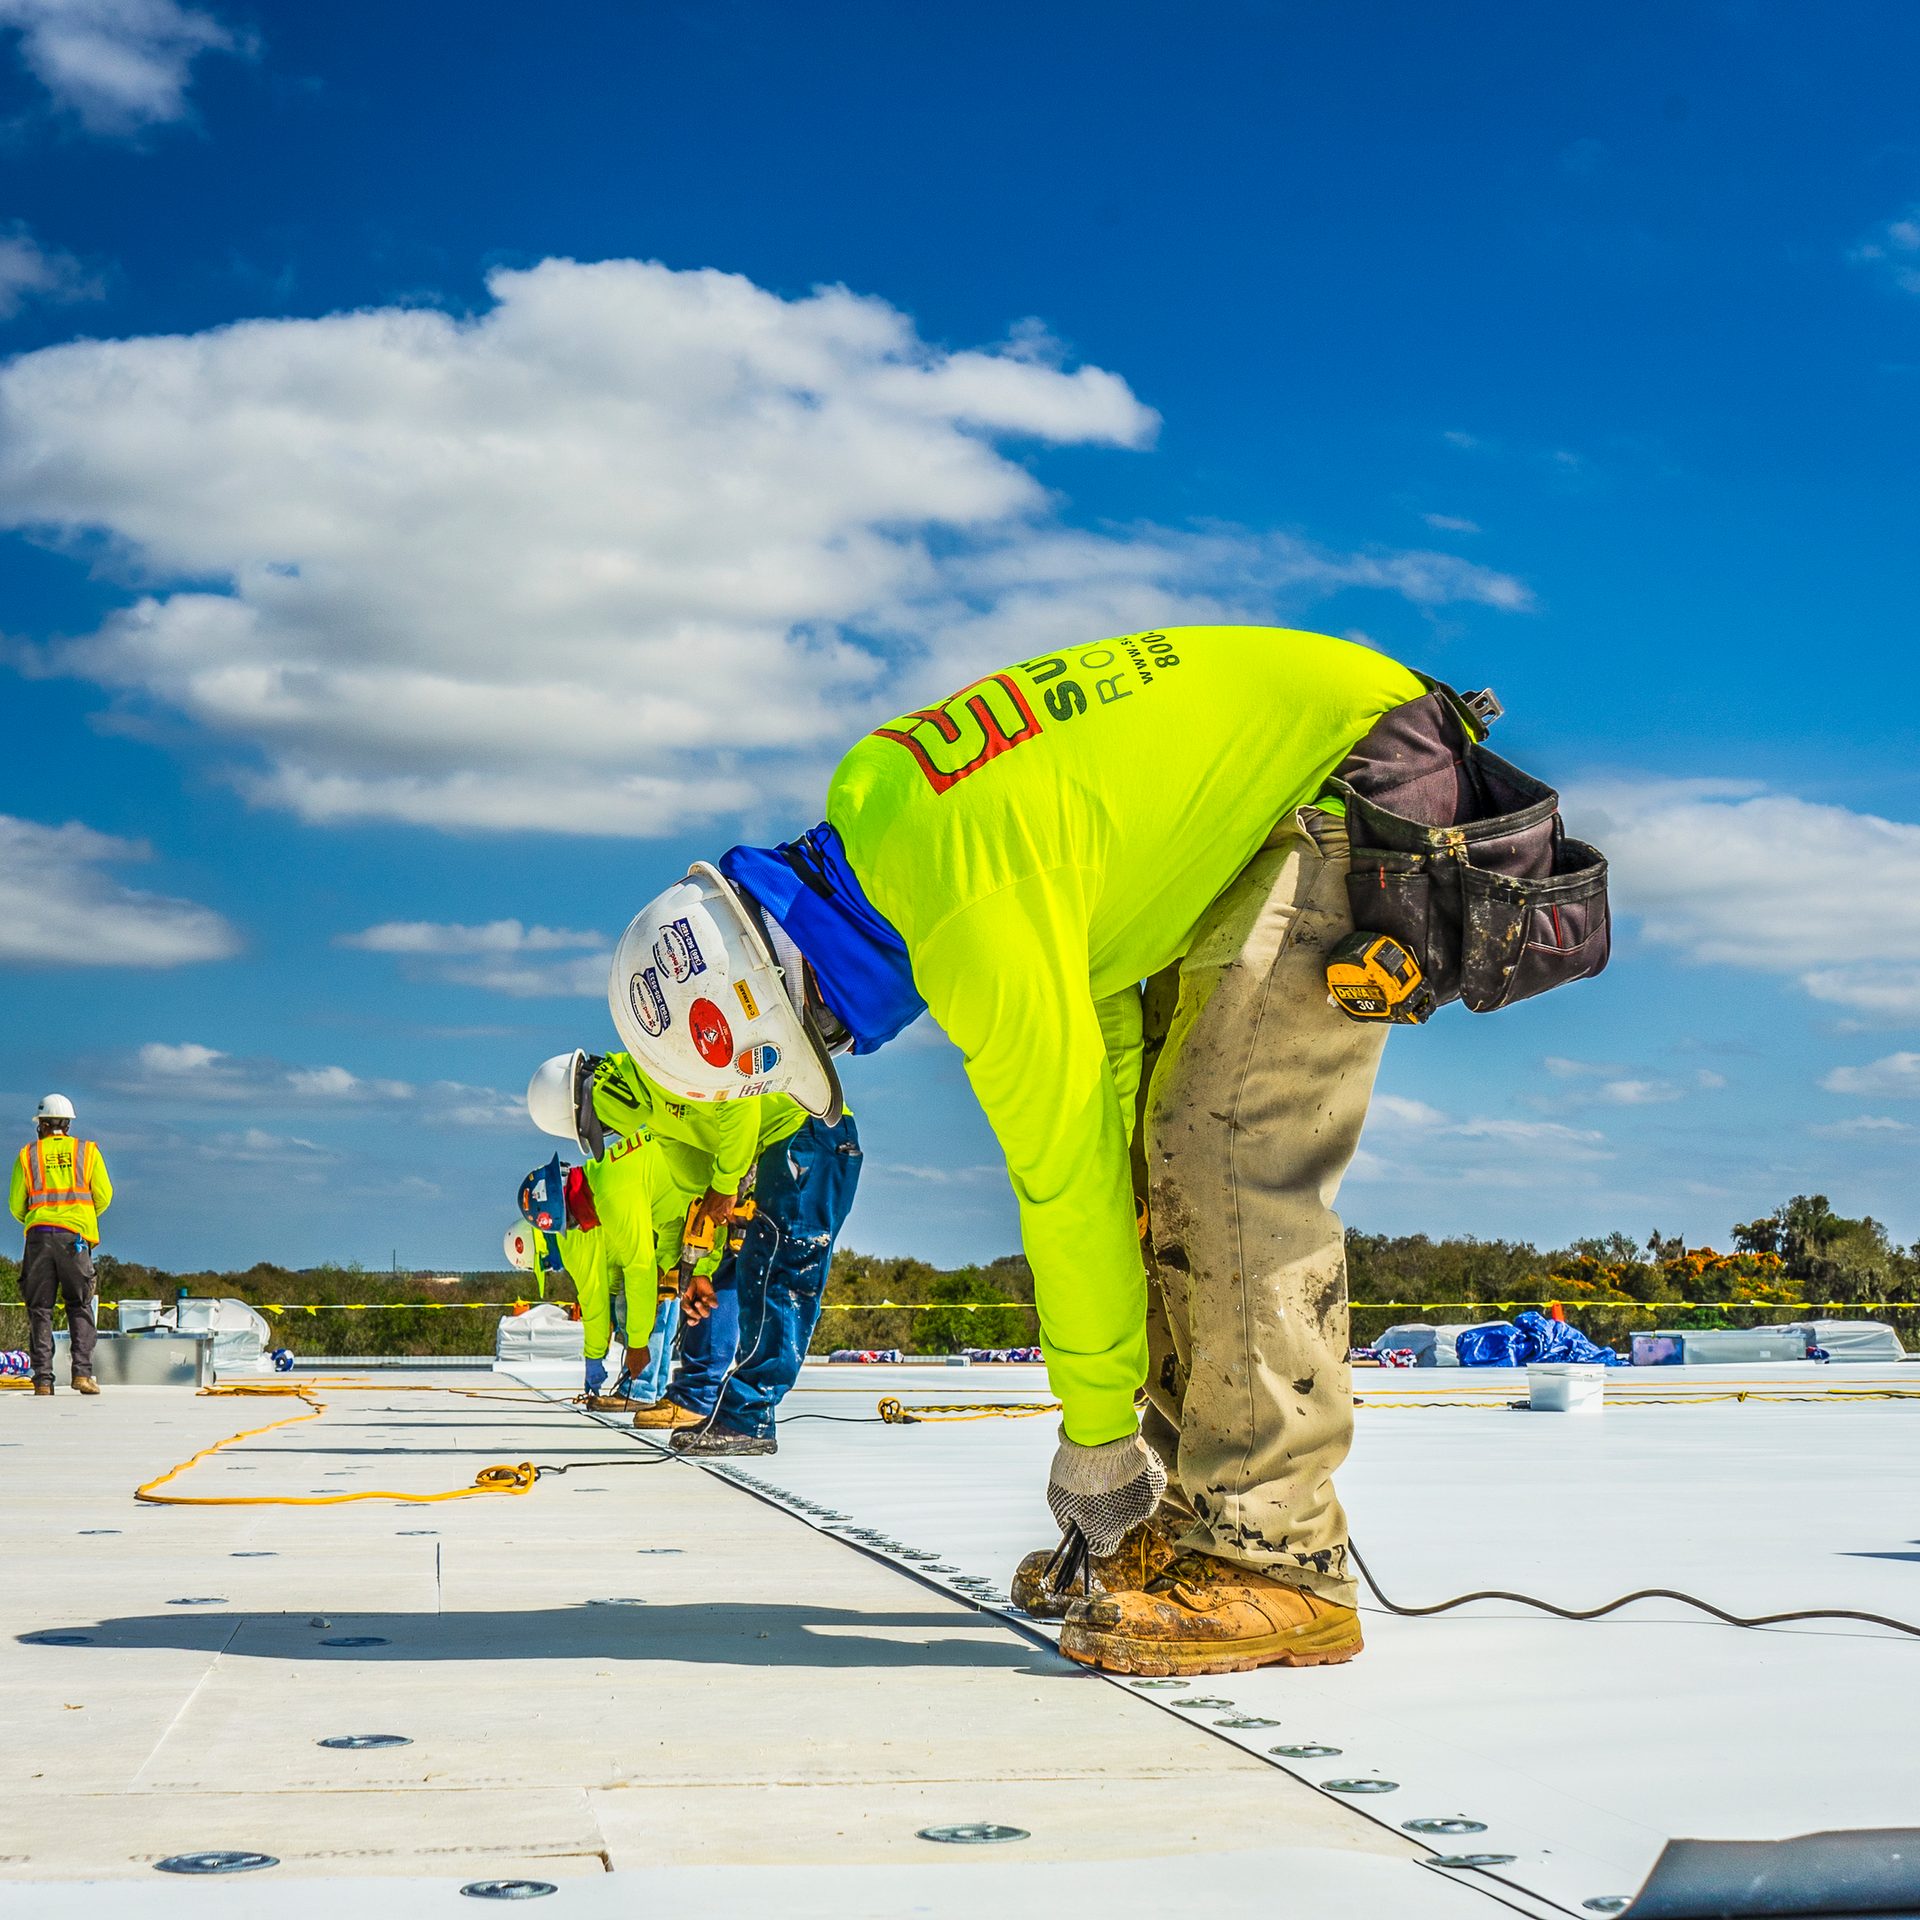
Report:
669,1254,740,1417
628,1295,680,1402
713,1113,862,1439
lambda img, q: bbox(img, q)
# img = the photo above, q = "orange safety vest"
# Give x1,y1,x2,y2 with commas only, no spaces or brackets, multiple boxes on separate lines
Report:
24,1136,97,1211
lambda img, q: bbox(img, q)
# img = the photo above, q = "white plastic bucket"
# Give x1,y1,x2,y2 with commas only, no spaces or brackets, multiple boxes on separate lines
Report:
1527,1363,1608,1414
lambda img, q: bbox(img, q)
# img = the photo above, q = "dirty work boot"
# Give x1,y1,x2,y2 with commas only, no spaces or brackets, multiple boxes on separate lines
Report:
632,1400,706,1431
71,1376,100,1396
1011,1514,1181,1620
669,1422,775,1457
33,1378,53,1397
1059,1550,1363,1676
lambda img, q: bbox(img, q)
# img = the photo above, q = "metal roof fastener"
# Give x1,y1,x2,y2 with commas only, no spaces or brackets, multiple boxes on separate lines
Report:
154,1853,278,1875
1271,1744,1342,1758
917,1824,1030,1845
460,1881,557,1900
1428,1854,1518,1869
1324,1779,1399,1794
318,1735,411,1750
1405,1819,1488,1836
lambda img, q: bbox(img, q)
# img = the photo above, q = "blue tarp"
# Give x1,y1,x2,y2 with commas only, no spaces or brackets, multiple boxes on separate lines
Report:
1454,1310,1622,1368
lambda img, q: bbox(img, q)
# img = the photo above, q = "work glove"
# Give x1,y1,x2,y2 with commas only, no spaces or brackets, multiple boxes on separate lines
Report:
584,1357,609,1395
1046,1429,1168,1559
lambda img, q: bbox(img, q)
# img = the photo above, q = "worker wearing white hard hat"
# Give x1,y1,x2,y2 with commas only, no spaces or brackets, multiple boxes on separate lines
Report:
606,625,1564,1676
526,1046,845,1443
10,1095,113,1396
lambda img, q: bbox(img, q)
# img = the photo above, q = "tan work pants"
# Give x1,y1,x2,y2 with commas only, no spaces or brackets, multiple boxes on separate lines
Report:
1136,810,1385,1608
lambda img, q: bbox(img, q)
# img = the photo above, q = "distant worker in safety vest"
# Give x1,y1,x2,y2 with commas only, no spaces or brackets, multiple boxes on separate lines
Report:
606,626,1606,1677
9,1095,113,1397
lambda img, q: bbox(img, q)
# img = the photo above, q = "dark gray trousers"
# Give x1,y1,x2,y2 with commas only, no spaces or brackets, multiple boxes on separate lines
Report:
19,1230,97,1381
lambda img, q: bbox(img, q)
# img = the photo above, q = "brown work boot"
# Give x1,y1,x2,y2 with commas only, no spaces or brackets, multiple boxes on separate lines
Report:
1011,1514,1181,1620
33,1379,53,1397
632,1399,704,1430
1059,1549,1363,1676
71,1376,100,1396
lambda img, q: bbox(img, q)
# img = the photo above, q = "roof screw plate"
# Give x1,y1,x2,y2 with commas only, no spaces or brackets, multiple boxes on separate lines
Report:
460,1881,558,1900
587,1597,647,1607
1178,1696,1236,1709
1583,1902,1631,1915
1129,1678,1187,1690
917,1824,1030,1845
1216,1716,1281,1729
154,1852,277,1875
1406,1819,1489,1836
1323,1778,1399,1794
1271,1744,1341,1758
1429,1854,1518,1869
166,1597,226,1606
318,1734,411,1749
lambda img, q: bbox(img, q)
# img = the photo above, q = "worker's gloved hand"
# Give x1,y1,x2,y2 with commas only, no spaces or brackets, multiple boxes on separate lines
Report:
1046,1429,1168,1558
584,1357,609,1395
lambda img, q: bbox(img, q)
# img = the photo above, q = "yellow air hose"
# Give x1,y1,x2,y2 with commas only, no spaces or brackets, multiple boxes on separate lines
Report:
135,1381,543,1507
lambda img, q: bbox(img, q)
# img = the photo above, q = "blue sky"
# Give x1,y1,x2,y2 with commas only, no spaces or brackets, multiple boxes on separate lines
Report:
3,0,1920,1272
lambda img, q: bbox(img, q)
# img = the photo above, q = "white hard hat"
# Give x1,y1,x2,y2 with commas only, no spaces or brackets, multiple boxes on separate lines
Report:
503,1221,536,1272
526,1050,605,1159
607,862,841,1121
36,1094,74,1122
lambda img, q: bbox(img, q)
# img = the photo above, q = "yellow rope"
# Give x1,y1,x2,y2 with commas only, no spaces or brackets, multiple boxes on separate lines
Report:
134,1382,542,1507
876,1395,1059,1424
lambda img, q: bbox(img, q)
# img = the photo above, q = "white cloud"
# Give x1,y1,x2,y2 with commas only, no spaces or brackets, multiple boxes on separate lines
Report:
0,258,1533,838
1810,1114,1915,1139
340,916,610,998
0,0,240,133
119,1040,522,1127
1536,1055,1686,1106
204,1126,334,1163
1850,207,1920,296
1802,967,1920,1020
1571,779,1920,1017
0,222,101,320
341,918,602,957
0,813,237,966
1822,1053,1920,1099
129,1042,412,1103
1360,1097,1608,1158
1420,512,1480,534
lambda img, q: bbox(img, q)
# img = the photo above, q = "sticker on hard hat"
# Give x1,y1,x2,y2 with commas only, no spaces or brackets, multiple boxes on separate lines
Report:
688,998,734,1068
735,1044,780,1077
653,917,707,984
627,966,670,1038
733,979,760,1020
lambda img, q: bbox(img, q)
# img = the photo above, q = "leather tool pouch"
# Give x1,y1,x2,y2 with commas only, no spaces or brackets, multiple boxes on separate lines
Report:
1326,681,1610,1014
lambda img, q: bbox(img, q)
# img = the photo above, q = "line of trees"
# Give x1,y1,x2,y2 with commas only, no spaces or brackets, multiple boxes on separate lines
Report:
4,1194,1913,1358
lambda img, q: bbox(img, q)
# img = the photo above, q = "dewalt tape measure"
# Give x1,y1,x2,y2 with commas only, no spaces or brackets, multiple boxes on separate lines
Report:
1326,931,1436,1024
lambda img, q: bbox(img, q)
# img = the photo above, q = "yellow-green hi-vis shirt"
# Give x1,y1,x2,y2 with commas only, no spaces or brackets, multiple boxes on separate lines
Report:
592,1054,809,1198
828,625,1425,1445
532,1134,664,1362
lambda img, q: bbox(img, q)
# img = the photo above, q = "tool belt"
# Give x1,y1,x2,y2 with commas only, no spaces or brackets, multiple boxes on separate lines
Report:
1325,679,1609,1014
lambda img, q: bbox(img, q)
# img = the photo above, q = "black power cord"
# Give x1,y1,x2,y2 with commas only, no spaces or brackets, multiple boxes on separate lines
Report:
1349,1541,1920,1641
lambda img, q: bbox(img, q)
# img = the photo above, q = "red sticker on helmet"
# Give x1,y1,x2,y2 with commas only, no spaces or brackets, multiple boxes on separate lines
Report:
688,997,734,1068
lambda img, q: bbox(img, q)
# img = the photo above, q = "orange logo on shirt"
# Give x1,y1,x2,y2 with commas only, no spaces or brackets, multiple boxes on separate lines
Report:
874,673,1042,793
